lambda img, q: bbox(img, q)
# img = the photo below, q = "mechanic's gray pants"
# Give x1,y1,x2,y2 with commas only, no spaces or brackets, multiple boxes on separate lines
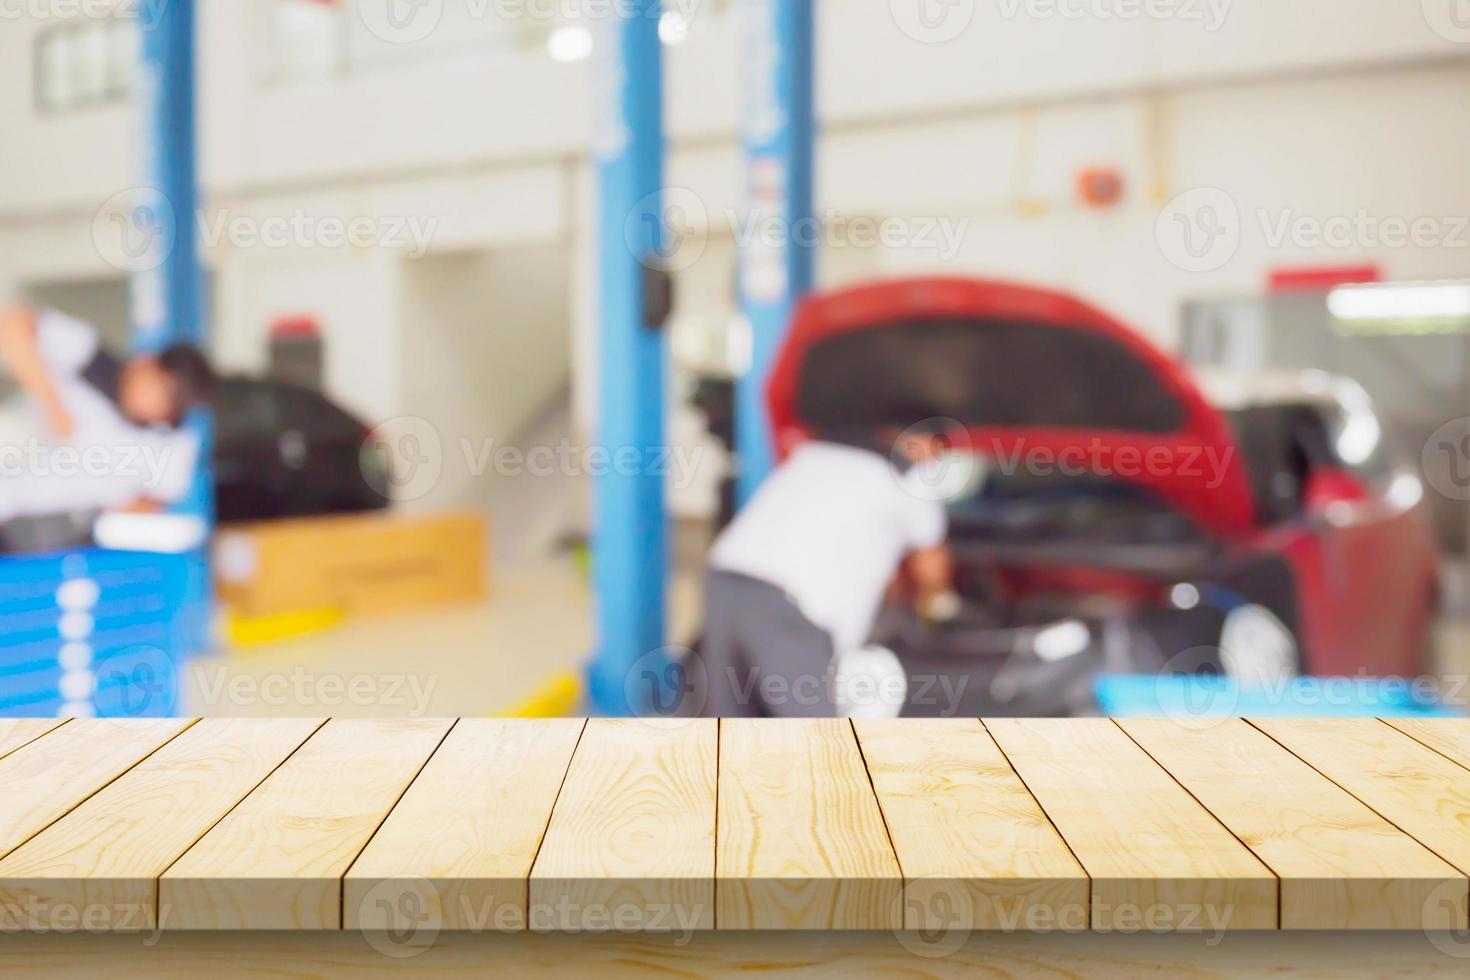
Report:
700,570,836,718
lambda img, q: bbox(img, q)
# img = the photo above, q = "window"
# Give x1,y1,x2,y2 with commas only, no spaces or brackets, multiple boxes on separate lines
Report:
35,18,139,114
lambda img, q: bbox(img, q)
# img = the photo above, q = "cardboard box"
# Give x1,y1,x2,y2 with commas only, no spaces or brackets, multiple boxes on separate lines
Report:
215,512,488,620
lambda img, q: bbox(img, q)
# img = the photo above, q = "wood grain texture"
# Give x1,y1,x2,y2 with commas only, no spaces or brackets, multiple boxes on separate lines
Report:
2,931,1467,978
1120,718,1464,930
1384,718,1470,771
0,719,196,865
854,718,1088,932
529,719,715,932
0,718,323,932
716,719,902,930
347,718,585,932
160,718,453,929
1253,716,1470,929
0,720,68,762
985,718,1276,931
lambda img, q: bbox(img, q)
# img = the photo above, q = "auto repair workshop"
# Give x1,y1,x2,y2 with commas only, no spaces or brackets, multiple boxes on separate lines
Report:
3,2,1470,976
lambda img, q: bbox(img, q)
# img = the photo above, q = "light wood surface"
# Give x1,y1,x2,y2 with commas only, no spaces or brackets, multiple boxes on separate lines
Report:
0,719,195,865
854,717,1088,931
1384,718,1470,769
0,719,68,762
716,719,903,930
347,718,585,933
529,719,716,932
1120,717,1465,929
0,718,323,931
160,718,452,929
1252,718,1470,895
985,718,1277,930
0,717,1468,937
2,930,1467,978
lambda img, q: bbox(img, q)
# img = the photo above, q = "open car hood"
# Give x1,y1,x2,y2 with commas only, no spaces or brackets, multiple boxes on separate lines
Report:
766,277,1256,537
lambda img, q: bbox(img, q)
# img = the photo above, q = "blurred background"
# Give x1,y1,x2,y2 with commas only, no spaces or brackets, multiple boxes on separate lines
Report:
2,0,1469,720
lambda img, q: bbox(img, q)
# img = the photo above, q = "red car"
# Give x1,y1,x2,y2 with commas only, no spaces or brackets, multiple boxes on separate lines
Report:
766,277,1438,715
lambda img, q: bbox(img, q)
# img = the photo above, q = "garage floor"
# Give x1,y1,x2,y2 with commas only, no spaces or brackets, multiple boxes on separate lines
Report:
183,555,706,718
186,529,1470,719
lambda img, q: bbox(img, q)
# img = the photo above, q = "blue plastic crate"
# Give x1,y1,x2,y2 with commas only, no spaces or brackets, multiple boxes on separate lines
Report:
1095,674,1464,719
0,547,204,718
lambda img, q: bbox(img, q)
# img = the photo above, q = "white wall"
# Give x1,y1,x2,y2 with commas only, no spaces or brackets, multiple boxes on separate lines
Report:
213,246,402,421
2,0,1469,527
1,1,1465,214
397,246,574,513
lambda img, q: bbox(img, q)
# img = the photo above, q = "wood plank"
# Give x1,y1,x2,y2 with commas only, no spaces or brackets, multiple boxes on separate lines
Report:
0,719,196,863
2,930,1467,978
1384,718,1470,771
0,720,68,762
854,717,1088,932
347,718,585,933
529,719,715,933
716,719,902,930
0,718,323,932
984,718,1276,931
161,718,453,929
1120,718,1464,929
1252,716,1470,928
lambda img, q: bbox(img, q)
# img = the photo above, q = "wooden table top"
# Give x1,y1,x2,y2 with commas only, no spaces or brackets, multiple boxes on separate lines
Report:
0,716,1468,934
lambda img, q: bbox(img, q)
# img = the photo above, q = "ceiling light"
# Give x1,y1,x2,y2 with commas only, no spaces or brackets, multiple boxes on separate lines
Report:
1328,282,1470,323
547,24,593,63
659,10,690,45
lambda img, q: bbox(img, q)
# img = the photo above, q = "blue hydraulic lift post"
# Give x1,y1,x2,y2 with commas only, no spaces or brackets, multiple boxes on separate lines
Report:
135,0,212,653
736,0,815,505
135,0,203,355
587,1,667,715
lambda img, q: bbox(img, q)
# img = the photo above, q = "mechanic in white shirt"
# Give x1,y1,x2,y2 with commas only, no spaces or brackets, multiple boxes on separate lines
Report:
702,425,955,717
0,305,213,524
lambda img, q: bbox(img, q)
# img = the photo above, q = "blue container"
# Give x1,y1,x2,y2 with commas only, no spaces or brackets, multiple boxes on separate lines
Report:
1095,673,1462,719
0,548,205,718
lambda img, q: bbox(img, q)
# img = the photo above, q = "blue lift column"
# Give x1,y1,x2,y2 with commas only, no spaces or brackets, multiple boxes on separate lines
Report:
134,0,204,356
736,0,815,505
135,0,211,653
587,2,668,715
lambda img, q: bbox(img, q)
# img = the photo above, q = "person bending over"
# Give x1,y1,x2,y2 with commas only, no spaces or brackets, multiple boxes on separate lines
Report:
0,305,214,522
700,425,955,718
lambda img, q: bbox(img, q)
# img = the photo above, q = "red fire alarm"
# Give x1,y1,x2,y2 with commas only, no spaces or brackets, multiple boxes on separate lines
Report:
1076,167,1125,209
